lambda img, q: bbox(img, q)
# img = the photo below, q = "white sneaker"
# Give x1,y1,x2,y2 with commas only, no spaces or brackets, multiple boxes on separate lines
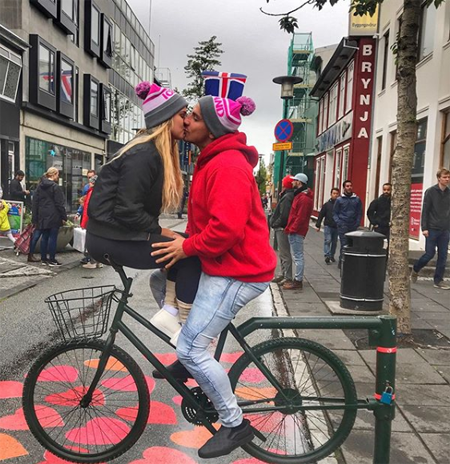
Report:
82,262,97,269
170,327,182,347
150,309,180,338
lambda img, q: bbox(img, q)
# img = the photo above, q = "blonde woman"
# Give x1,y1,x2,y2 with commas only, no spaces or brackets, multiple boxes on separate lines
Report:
86,83,201,348
29,167,67,265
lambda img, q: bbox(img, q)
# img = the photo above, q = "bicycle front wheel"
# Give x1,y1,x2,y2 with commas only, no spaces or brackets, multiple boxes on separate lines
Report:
23,339,150,463
228,338,357,464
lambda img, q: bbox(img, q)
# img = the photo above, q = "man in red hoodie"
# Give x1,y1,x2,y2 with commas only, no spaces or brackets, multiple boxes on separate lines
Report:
283,173,314,290
152,95,276,459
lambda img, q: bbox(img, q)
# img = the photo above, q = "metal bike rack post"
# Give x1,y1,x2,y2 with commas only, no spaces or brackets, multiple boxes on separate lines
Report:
371,316,397,464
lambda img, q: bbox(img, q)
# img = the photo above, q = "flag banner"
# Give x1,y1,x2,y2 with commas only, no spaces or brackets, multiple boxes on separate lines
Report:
201,71,247,100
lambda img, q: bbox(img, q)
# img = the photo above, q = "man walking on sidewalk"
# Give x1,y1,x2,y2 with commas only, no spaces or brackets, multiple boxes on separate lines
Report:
270,175,295,284
411,168,450,289
333,180,362,269
284,173,314,290
367,183,392,239
316,188,339,264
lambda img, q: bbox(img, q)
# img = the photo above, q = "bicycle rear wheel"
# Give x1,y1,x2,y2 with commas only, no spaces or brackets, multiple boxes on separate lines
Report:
23,339,150,463
228,338,357,464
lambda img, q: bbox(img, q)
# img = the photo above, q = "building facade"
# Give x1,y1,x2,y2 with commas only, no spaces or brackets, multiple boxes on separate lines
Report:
311,36,377,215
368,0,450,247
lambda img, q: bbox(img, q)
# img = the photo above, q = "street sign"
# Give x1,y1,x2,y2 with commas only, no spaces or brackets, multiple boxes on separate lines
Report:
274,119,294,142
273,142,293,151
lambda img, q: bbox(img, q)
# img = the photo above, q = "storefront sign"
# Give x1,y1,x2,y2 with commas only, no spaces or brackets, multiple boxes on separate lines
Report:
409,183,423,238
315,112,353,153
5,200,24,237
349,7,379,37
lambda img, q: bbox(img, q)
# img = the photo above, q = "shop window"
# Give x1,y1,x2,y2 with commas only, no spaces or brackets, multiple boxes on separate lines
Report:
441,111,450,169
100,83,111,134
334,148,342,190
56,52,74,119
346,61,354,113
418,2,436,61
381,31,389,91
57,0,78,35
342,146,350,184
100,14,113,68
85,0,101,58
29,0,57,19
0,45,22,103
412,118,427,185
83,74,99,129
29,35,56,111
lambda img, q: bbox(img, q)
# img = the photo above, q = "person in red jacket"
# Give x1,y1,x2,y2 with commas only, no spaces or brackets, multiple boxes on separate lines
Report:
151,94,276,459
284,173,314,290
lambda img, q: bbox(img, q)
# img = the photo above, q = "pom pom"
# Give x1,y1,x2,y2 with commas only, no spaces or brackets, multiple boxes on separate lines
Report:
135,81,151,100
237,96,256,116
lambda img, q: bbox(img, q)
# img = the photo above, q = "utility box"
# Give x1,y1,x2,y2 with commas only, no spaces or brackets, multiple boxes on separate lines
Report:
340,230,387,311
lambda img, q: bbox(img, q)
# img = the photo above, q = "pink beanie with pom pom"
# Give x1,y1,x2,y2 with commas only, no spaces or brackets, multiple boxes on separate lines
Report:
198,95,256,138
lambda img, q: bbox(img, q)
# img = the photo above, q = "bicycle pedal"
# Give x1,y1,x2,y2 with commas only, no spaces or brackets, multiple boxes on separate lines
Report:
250,425,266,442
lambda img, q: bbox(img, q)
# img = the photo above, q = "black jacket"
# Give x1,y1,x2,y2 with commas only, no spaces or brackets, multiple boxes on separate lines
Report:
8,179,26,202
367,194,391,230
270,189,295,229
87,141,164,241
316,199,337,229
32,177,67,229
421,184,450,231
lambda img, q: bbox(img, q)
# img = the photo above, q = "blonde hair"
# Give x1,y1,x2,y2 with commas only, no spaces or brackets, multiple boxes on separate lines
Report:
45,167,59,178
110,120,182,212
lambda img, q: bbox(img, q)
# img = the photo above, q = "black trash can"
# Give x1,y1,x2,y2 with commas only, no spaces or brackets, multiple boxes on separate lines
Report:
340,230,387,311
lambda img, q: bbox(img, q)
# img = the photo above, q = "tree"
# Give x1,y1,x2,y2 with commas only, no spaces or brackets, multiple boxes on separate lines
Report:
183,36,224,102
256,159,268,196
262,0,443,336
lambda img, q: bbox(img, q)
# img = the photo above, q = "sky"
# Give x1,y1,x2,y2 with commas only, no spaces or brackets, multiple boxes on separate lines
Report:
127,0,350,164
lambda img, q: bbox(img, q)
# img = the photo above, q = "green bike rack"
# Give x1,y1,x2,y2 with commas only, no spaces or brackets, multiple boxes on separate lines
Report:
238,315,397,464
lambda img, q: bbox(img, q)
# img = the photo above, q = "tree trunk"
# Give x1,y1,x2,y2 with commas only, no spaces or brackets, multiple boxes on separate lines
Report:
388,0,421,335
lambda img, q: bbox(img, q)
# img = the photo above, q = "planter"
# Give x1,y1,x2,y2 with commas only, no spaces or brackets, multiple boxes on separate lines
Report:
34,226,74,253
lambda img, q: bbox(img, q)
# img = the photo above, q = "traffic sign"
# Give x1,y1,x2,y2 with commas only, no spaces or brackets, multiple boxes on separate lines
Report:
274,119,294,142
273,142,293,151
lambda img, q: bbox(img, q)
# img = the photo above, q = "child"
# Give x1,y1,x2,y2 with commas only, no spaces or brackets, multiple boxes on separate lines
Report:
0,200,16,244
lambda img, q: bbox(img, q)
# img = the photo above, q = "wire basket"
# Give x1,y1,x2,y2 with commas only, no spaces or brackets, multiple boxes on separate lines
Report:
45,285,117,341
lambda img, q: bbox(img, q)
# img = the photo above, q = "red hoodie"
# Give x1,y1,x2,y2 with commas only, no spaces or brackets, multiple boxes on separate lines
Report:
285,187,314,236
182,132,276,282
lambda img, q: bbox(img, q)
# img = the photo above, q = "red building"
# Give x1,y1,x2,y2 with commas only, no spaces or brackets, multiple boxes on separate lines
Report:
311,37,376,215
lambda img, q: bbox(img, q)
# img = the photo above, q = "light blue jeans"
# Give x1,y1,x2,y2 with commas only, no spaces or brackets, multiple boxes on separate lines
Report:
324,226,338,259
288,233,305,282
176,273,269,427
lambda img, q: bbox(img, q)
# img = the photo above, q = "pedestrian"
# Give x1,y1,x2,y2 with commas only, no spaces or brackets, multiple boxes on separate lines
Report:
411,168,450,289
8,170,30,203
367,183,392,238
270,175,295,284
151,93,276,458
86,82,202,344
0,200,16,245
80,175,103,269
333,180,363,269
283,173,314,290
76,170,96,268
316,187,340,264
29,167,67,266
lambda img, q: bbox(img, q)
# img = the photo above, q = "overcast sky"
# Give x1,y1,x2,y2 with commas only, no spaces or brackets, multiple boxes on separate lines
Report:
127,0,350,162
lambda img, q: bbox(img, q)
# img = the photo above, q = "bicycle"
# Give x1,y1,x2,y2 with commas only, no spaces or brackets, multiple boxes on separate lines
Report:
22,262,382,464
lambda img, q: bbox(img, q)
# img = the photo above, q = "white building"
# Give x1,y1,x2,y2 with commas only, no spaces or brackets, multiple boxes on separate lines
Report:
367,0,450,249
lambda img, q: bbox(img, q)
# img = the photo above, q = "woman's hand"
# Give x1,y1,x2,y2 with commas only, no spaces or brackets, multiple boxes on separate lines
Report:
151,235,187,269
161,228,175,238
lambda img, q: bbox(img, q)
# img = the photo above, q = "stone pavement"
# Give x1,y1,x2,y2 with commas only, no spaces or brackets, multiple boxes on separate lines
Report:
275,223,450,464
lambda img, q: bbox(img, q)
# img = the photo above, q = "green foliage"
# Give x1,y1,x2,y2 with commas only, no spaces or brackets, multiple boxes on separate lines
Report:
279,16,298,33
255,160,268,196
183,36,224,101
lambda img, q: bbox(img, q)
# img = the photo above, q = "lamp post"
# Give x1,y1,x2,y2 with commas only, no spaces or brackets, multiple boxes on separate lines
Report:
273,75,302,198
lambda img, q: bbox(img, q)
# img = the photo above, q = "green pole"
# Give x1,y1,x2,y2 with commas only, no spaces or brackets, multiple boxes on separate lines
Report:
373,316,397,464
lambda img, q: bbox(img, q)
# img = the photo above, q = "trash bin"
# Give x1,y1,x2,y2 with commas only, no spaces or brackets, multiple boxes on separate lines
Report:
340,230,387,311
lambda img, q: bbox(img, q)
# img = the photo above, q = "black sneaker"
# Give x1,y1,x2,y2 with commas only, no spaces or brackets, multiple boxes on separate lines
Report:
198,419,254,459
330,257,336,263
325,257,331,264
47,260,62,267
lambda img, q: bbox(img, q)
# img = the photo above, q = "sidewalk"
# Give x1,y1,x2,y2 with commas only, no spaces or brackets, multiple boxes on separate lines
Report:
276,223,450,463
0,215,186,301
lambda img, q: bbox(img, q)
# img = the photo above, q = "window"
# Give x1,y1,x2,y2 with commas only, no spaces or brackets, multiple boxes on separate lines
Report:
342,146,350,184
83,74,100,129
90,81,98,116
92,7,100,44
334,148,342,190
74,66,79,122
57,52,74,118
322,93,329,132
61,0,74,20
100,83,111,134
30,0,57,19
39,44,55,94
318,100,323,135
381,31,389,90
85,1,101,57
418,2,436,61
100,14,113,68
58,0,78,35
441,112,450,169
0,45,22,103
338,73,345,119
346,62,354,112
328,83,338,126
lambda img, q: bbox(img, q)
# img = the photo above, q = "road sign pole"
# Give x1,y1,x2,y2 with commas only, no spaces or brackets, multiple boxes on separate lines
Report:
278,150,285,198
